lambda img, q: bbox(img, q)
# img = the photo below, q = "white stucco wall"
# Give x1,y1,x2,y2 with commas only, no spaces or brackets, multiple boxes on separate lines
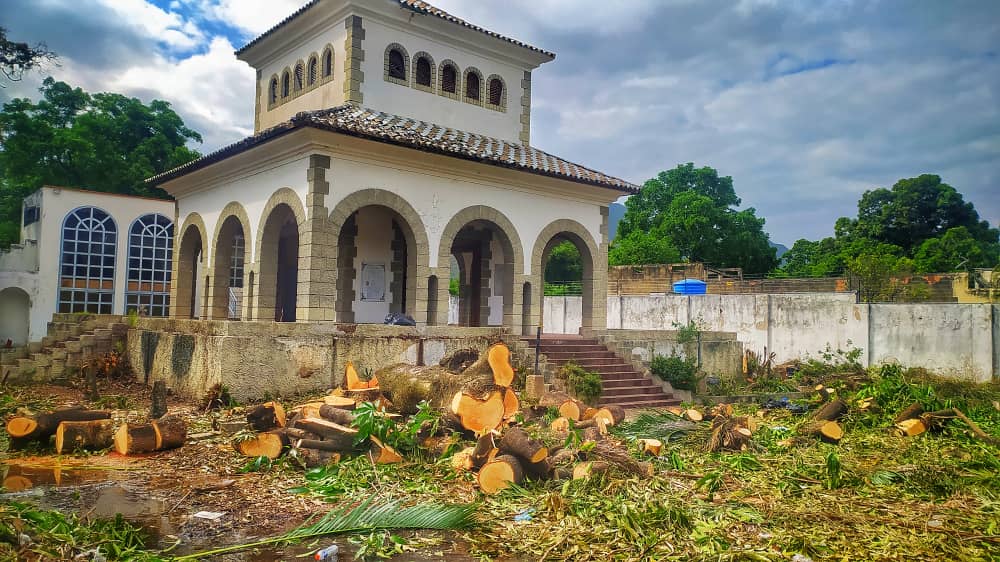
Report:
0,286,32,346
547,294,997,381
360,18,526,142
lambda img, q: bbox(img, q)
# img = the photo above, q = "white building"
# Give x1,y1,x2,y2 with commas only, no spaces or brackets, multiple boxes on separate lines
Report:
0,187,176,344
151,0,637,334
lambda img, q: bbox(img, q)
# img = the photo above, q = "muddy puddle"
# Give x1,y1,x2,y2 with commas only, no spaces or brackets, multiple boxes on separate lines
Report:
2,460,477,560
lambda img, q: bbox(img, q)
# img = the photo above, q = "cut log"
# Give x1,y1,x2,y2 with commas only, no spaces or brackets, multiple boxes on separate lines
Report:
707,416,754,452
894,418,927,437
149,380,168,420
369,436,403,464
893,402,924,425
471,433,498,470
345,388,383,404
323,395,357,410
55,420,113,454
539,391,573,408
114,423,160,455
152,415,187,450
487,343,515,387
812,399,848,422
666,406,684,417
233,430,288,459
376,363,496,414
283,427,321,442
592,405,626,427
683,409,704,422
637,438,663,456
707,403,734,420
549,417,570,433
477,454,524,494
293,418,358,451
499,427,548,463
318,405,356,426
524,457,552,480
502,388,519,420
294,447,340,468
451,390,505,434
558,399,586,421
582,426,604,443
451,447,475,471
802,420,843,444
246,402,286,432
346,361,379,390
6,407,112,442
572,461,610,480
294,438,351,453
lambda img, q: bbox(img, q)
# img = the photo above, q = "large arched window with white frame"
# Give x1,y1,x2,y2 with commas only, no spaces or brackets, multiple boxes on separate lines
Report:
125,213,174,317
59,206,117,314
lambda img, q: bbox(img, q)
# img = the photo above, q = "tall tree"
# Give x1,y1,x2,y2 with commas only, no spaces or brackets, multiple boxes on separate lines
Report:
544,240,583,283
0,78,202,247
0,27,56,86
612,163,777,273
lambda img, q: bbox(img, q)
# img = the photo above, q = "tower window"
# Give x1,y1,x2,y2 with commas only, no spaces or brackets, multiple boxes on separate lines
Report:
281,70,290,98
465,71,480,102
441,64,457,94
269,77,278,104
488,77,504,107
322,47,333,77
307,56,317,85
415,57,431,87
294,62,304,91
388,49,405,80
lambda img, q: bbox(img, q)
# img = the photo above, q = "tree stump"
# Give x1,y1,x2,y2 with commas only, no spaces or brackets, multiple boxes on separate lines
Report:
149,380,168,420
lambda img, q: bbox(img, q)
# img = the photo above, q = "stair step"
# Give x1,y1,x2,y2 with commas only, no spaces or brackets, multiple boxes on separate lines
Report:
602,378,658,388
602,386,663,397
31,354,52,367
539,351,619,360
602,399,682,409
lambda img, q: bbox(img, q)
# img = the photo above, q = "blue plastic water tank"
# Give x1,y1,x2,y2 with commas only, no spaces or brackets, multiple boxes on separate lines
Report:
672,278,707,295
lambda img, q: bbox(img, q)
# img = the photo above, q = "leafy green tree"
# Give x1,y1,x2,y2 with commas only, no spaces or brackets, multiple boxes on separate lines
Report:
544,240,583,283
0,27,56,86
913,226,985,273
0,78,202,247
613,163,777,273
846,250,925,303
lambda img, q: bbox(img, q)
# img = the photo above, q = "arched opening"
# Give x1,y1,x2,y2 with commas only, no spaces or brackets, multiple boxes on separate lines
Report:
334,205,419,323
0,287,30,347
211,215,248,320
488,77,504,107
534,227,598,335
281,71,290,98
426,275,439,326
448,220,515,327
269,78,278,104
464,70,481,102
59,206,117,314
294,62,304,91
322,48,333,77
258,203,300,322
387,48,406,81
307,56,318,85
126,213,173,317
175,222,204,319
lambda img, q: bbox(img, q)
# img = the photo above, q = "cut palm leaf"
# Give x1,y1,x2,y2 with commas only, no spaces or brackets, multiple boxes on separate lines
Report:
172,497,476,560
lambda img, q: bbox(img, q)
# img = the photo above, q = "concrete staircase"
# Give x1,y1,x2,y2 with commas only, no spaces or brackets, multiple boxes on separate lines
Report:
1,314,129,384
524,334,680,410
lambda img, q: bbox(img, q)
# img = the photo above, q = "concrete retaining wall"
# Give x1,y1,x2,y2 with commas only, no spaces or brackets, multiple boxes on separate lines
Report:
544,295,998,381
128,319,515,400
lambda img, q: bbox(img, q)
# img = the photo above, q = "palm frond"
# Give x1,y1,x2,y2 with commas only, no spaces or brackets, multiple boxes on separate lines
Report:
172,497,476,560
613,409,697,442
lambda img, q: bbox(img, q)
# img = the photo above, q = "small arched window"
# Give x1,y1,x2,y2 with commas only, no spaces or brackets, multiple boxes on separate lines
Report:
281,70,290,98
294,62,304,91
322,48,333,77
388,48,406,80
441,64,457,94
488,77,504,107
307,56,318,85
415,56,431,87
465,71,480,101
269,78,278,104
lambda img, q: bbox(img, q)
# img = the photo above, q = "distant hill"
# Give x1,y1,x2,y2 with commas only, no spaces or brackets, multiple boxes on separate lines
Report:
770,241,789,259
608,202,626,241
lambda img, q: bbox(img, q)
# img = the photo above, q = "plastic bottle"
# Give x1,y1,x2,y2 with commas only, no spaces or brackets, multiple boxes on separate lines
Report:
314,544,339,561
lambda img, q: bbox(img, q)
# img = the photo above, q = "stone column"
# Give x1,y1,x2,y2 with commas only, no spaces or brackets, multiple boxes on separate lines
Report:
297,154,335,321
589,206,611,330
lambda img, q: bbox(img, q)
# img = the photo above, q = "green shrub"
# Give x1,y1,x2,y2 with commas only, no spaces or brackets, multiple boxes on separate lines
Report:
449,278,459,296
651,354,698,391
558,361,603,405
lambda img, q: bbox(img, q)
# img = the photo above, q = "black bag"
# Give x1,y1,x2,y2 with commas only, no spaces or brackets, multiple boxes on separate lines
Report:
383,312,416,326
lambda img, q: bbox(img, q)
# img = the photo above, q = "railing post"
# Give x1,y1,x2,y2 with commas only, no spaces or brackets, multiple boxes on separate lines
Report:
534,325,541,374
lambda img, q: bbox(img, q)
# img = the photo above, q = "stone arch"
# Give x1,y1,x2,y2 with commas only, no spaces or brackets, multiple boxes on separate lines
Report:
485,74,507,111
267,74,280,107
411,51,436,93
209,202,252,320
530,219,601,334
437,206,524,329
384,43,409,86
255,188,306,322
173,212,208,319
306,52,319,87
328,189,430,324
438,59,460,99
0,286,31,347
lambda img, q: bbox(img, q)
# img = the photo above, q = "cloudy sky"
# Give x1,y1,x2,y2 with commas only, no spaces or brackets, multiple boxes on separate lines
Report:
2,0,997,245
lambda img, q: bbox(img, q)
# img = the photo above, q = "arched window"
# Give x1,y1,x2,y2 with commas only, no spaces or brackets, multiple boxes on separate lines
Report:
465,70,481,102
388,49,406,80
307,56,318,86
269,77,278,105
415,56,431,87
322,47,333,77
441,63,458,94
294,62,304,91
281,70,290,98
488,77,505,107
59,207,117,314
126,213,173,317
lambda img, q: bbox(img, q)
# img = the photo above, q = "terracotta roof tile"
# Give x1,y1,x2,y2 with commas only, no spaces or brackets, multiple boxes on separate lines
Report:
236,0,554,59
148,105,637,193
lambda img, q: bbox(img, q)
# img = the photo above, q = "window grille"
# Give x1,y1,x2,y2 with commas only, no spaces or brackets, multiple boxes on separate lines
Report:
388,49,406,80
415,57,431,86
465,72,480,101
442,65,457,93
58,207,117,314
489,78,504,106
308,57,317,85
125,214,173,317
323,49,333,77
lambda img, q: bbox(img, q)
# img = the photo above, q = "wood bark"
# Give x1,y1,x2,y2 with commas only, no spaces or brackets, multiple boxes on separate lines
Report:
6,407,112,441
439,348,480,373
707,416,754,452
55,420,113,454
152,415,187,450
477,454,524,494
247,402,286,431
293,418,358,451
318,405,356,426
295,438,354,453
375,363,495,413
812,399,848,422
499,427,548,464
294,447,340,468
471,433,498,469
149,380,167,420
539,391,573,408
114,423,160,455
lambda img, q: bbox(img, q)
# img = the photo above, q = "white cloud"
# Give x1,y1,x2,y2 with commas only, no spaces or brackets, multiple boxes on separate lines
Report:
196,0,311,36
95,0,205,51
